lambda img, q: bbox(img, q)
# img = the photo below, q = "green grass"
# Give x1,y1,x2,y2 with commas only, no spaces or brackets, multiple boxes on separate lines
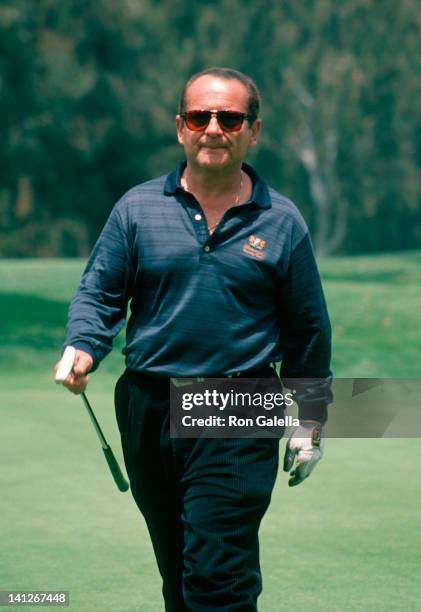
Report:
319,250,421,377
1,254,420,611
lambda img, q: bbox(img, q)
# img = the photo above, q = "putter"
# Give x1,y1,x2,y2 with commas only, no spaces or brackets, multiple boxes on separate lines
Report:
55,346,129,492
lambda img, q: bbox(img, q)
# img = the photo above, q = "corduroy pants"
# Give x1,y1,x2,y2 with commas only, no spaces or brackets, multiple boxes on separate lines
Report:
115,370,280,612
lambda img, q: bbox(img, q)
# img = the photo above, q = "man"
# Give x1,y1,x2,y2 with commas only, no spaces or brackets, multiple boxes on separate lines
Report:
57,67,332,611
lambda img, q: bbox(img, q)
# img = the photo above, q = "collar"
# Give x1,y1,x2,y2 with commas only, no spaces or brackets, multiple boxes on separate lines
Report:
164,161,271,209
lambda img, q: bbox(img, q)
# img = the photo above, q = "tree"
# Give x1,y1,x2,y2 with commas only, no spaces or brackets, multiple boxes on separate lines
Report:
0,0,419,255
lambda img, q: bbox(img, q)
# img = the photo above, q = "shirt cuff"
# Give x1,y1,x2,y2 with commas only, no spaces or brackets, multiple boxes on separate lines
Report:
297,401,328,424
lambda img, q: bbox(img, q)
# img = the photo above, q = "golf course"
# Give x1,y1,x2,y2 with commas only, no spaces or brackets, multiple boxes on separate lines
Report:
1,253,420,611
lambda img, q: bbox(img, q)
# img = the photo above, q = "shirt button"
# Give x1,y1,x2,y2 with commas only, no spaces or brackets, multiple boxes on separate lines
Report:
194,214,202,221
204,245,211,252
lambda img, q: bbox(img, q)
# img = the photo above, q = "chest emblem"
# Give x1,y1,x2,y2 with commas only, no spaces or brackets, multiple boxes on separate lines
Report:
243,235,267,259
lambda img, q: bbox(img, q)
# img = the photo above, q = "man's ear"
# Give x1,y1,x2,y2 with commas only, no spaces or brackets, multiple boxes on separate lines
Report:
176,115,185,145
248,118,262,147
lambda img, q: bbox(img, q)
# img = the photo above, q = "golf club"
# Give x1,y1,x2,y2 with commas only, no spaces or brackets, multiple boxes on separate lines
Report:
55,346,129,492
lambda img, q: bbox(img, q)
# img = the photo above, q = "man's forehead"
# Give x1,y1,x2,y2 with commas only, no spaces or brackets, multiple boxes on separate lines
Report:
185,76,248,109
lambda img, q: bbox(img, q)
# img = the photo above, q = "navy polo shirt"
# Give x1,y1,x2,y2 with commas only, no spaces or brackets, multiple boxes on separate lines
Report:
66,161,332,419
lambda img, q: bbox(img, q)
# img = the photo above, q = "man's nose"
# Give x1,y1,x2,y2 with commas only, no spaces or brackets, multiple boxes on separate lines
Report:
205,115,224,135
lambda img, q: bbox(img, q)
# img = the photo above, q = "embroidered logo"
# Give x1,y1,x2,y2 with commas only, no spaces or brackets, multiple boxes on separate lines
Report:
242,235,267,259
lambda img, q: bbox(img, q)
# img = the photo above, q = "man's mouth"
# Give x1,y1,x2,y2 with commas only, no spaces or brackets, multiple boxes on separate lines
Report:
199,144,227,149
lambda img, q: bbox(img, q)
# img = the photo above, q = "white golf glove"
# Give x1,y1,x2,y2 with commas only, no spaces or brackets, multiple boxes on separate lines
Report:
283,420,324,487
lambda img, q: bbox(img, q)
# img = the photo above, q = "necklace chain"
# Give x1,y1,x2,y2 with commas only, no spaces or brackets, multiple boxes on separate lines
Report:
183,171,244,233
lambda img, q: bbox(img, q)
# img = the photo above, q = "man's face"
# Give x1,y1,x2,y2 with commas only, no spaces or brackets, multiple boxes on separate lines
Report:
176,75,261,172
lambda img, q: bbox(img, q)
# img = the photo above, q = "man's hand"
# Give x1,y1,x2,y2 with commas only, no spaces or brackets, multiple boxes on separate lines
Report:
54,348,93,394
283,420,324,487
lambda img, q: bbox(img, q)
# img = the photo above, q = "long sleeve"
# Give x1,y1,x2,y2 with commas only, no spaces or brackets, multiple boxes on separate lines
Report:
278,232,333,422
65,202,134,370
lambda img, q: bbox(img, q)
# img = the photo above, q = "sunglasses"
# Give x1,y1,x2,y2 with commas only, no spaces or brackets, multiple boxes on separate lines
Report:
181,109,252,132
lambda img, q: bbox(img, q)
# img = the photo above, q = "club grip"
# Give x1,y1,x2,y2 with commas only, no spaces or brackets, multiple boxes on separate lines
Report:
102,446,130,492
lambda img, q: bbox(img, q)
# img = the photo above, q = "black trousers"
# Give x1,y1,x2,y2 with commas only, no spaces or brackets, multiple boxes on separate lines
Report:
115,370,280,612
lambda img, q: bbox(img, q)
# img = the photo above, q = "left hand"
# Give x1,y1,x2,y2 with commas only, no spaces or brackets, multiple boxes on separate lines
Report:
283,420,324,487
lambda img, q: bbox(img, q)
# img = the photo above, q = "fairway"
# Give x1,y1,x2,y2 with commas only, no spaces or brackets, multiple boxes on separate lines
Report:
1,255,421,611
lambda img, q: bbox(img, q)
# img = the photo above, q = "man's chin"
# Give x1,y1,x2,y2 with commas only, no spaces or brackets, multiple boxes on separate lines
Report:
196,149,231,169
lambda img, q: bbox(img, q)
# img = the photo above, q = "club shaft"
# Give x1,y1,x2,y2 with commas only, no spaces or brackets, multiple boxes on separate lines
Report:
80,392,129,492
81,392,109,449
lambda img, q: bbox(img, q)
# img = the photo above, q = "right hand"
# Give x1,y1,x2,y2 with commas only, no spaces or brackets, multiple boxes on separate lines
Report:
54,349,93,394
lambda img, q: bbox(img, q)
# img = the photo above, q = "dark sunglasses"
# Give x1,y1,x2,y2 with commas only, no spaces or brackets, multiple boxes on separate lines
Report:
181,109,252,132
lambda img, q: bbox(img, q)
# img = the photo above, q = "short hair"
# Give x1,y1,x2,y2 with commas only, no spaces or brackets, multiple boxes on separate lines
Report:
179,67,260,125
